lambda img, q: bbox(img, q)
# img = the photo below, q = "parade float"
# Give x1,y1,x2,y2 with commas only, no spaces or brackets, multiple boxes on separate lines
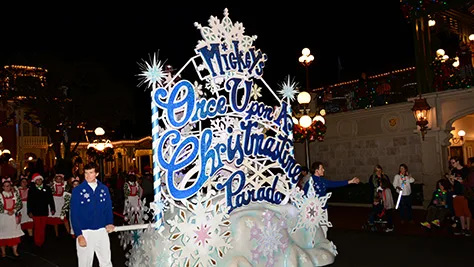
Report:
116,9,338,267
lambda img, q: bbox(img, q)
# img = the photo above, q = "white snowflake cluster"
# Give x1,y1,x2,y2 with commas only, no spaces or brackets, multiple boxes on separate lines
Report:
123,198,154,226
248,210,288,266
289,179,332,246
166,193,232,267
194,8,257,52
124,225,167,267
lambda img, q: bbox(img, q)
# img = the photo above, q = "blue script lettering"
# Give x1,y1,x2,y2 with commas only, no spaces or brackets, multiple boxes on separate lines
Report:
153,80,228,128
216,171,283,213
225,77,252,113
159,129,225,200
195,41,267,79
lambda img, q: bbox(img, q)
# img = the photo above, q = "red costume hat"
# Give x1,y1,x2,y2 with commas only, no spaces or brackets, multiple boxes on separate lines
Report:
31,173,44,183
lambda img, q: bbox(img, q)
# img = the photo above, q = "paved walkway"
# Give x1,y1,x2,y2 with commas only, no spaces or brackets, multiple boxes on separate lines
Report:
0,205,472,267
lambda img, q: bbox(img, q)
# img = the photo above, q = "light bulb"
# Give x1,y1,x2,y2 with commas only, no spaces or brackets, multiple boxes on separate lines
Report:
299,115,312,128
297,91,311,105
302,48,310,56
94,127,105,136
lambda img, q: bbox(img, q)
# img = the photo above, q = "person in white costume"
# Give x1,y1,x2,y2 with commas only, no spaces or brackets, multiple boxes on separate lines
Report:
0,177,24,257
48,173,70,236
17,175,34,237
123,171,143,224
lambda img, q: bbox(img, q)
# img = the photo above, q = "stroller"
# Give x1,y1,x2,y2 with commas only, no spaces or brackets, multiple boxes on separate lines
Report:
363,187,394,233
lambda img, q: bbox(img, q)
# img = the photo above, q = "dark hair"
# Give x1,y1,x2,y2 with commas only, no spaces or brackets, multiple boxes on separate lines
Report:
468,157,474,165
311,161,324,173
450,156,460,164
84,162,99,173
301,166,309,173
399,163,408,173
437,178,451,191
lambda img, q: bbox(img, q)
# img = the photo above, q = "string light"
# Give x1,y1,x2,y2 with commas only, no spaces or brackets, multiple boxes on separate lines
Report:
313,67,416,92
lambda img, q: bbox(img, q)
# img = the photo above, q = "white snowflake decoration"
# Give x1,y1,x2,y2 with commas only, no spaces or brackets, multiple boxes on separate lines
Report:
194,8,257,52
124,225,168,267
250,83,262,100
193,81,204,99
278,75,299,101
290,179,332,246
123,198,155,226
137,52,167,89
248,210,288,267
167,194,232,267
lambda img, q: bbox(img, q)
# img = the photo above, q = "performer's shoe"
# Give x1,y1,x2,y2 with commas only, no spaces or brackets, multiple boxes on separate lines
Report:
431,219,440,227
385,227,394,232
420,222,431,229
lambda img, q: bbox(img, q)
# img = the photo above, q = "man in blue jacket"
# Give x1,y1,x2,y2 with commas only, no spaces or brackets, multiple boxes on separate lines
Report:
303,161,360,197
71,162,114,267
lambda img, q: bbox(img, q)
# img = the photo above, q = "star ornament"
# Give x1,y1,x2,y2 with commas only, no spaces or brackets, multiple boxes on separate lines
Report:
137,51,167,90
194,223,211,246
278,75,299,101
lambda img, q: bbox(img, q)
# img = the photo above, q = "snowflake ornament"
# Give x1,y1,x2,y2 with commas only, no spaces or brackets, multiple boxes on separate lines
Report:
166,194,232,267
194,8,257,52
193,80,204,99
290,179,332,246
137,51,167,90
123,198,155,226
250,83,262,100
278,75,299,102
248,210,288,267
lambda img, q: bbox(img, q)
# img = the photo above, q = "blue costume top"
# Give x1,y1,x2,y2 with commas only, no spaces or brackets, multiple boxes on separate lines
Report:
71,181,113,237
303,175,349,196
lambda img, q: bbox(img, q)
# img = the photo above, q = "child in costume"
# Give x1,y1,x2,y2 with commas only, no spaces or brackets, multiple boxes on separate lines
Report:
123,171,143,224
17,175,34,236
0,177,24,257
48,174,70,236
60,177,81,238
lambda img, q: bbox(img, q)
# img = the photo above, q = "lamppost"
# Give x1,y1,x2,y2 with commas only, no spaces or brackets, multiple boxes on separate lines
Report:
411,95,431,141
299,48,314,92
87,127,114,181
294,48,327,169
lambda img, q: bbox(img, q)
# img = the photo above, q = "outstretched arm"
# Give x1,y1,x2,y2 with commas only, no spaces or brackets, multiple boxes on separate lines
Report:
324,177,359,188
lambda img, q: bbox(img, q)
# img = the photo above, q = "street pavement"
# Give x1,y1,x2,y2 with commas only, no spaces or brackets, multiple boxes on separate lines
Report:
0,206,472,267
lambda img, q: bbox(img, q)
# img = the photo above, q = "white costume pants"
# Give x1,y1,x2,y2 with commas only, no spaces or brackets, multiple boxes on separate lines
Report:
76,228,112,267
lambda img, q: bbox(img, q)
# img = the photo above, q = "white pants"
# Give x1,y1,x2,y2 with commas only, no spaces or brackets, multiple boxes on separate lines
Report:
76,228,112,267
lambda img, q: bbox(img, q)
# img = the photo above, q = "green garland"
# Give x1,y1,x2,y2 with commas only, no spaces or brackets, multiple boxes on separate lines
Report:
86,147,115,162
293,120,327,143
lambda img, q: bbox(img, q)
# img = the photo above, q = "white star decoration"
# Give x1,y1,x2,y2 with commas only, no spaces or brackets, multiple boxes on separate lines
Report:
278,75,299,102
137,51,167,89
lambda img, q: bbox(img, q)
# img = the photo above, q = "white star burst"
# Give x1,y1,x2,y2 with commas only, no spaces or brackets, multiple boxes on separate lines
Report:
137,51,167,89
278,75,299,101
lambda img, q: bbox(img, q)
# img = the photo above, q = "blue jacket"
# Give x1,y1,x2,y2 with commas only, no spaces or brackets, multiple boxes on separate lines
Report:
71,181,113,237
303,175,349,197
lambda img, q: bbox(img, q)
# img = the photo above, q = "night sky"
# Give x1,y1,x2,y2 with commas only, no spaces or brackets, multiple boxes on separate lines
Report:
0,1,414,137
